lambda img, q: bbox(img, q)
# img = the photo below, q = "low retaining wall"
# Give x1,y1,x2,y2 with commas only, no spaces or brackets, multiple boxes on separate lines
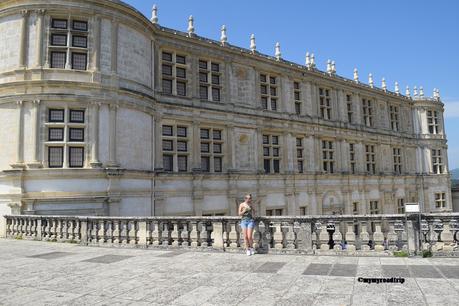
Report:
3,214,459,256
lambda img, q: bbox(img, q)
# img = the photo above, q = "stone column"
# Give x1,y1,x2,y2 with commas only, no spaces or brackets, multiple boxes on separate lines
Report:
11,101,25,169
27,100,42,168
19,10,29,68
35,9,45,68
90,103,102,167
92,16,101,71
107,104,119,167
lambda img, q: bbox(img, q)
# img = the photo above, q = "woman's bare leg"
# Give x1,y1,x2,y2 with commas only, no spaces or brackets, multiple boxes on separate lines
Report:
246,227,253,249
242,228,249,250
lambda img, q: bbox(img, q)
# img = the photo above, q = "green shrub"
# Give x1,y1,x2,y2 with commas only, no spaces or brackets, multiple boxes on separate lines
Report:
422,250,433,258
393,250,409,257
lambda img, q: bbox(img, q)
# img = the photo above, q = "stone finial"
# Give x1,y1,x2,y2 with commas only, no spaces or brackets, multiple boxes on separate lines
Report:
220,25,227,46
419,86,424,97
368,73,374,88
405,86,410,97
275,42,281,60
382,78,387,91
413,86,418,97
250,34,256,53
305,52,310,68
151,4,158,24
353,68,359,83
310,53,316,68
395,82,400,95
436,88,441,100
326,60,332,74
187,15,195,36
331,61,336,74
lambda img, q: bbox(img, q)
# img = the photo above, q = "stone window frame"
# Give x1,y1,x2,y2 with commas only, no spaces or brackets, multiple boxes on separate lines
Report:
48,16,88,70
349,143,356,174
260,73,279,111
263,134,281,174
321,140,335,174
431,149,443,174
393,147,402,174
434,192,446,209
266,208,283,216
361,97,374,127
318,87,332,120
160,50,188,97
369,200,379,214
365,144,376,175
293,81,302,115
296,137,304,173
352,202,359,215
299,206,307,215
161,124,190,172
427,109,440,134
346,93,353,123
200,127,224,173
44,106,87,169
389,104,400,132
397,198,405,214
198,59,222,102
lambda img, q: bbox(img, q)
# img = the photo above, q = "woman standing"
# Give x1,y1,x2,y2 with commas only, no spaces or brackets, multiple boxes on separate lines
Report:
239,194,256,256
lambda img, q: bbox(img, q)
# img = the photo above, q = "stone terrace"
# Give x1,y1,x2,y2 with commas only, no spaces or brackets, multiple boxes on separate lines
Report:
1,239,459,305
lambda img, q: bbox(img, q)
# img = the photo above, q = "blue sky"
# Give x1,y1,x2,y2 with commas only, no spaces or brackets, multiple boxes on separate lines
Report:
124,0,459,169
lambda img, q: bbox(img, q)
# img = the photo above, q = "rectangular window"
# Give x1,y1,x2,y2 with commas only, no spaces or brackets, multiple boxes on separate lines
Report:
431,149,443,174
72,20,88,31
72,35,87,48
199,59,221,102
349,143,356,174
162,125,173,136
68,147,84,167
365,144,376,174
369,201,379,214
435,193,446,209
48,147,64,168
177,155,188,172
177,126,187,137
214,157,222,172
51,34,67,46
200,128,224,173
162,79,172,95
393,147,402,174
176,81,186,96
319,88,332,120
296,137,304,173
389,105,400,131
322,140,335,173
71,52,87,70
352,202,359,215
162,64,172,76
199,86,208,100
175,55,186,64
163,155,173,171
346,94,353,123
161,51,188,96
162,125,189,173
162,52,172,62
176,67,186,78
177,141,187,152
362,98,374,127
48,128,64,141
427,110,439,134
213,130,221,140
397,199,405,214
260,73,278,111
162,140,173,151
69,109,84,123
69,128,84,142
52,19,68,29
263,134,280,174
49,109,65,122
201,156,210,172
51,51,66,68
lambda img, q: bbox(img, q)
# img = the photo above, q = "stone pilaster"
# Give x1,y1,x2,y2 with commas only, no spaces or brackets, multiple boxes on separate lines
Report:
27,100,43,168
153,113,163,171
19,10,29,68
111,20,118,74
191,120,200,171
35,9,45,68
106,104,119,167
90,102,102,167
11,101,25,169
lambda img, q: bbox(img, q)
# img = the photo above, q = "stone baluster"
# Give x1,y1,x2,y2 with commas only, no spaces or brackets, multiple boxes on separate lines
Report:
211,221,224,249
228,220,239,249
373,221,385,251
189,220,199,247
181,221,190,247
36,218,42,240
74,219,81,242
171,221,180,247
420,220,430,250
112,220,120,244
98,220,105,244
128,220,137,245
441,220,454,251
272,221,284,250
345,221,356,252
252,221,262,251
222,221,229,247
199,221,209,247
50,219,57,240
359,221,370,251
387,221,398,251
67,220,74,241
333,222,343,251
120,220,128,244
24,218,31,238
60,219,68,241
43,219,50,240
319,222,330,250
151,220,161,246
285,222,296,250
162,222,171,246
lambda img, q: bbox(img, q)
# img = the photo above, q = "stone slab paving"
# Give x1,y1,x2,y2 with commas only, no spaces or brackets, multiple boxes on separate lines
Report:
1,240,459,305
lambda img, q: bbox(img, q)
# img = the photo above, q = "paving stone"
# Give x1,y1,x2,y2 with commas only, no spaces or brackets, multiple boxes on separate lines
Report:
409,265,442,278
329,264,357,277
156,251,186,258
82,255,134,264
436,265,459,279
28,251,75,260
255,262,286,273
382,265,411,277
303,264,332,276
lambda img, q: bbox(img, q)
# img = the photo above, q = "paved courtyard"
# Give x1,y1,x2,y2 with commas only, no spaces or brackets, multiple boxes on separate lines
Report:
1,240,459,305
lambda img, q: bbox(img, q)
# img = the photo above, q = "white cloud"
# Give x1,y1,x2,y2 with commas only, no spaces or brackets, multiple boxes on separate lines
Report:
444,100,459,118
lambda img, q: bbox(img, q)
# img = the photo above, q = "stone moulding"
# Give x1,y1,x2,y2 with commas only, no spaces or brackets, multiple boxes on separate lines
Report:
4,213,459,256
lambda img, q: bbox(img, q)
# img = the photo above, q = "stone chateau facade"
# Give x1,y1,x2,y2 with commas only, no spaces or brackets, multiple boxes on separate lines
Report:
0,0,452,222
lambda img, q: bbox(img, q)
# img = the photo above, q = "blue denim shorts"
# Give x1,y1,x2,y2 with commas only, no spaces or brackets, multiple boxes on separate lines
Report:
240,219,255,229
